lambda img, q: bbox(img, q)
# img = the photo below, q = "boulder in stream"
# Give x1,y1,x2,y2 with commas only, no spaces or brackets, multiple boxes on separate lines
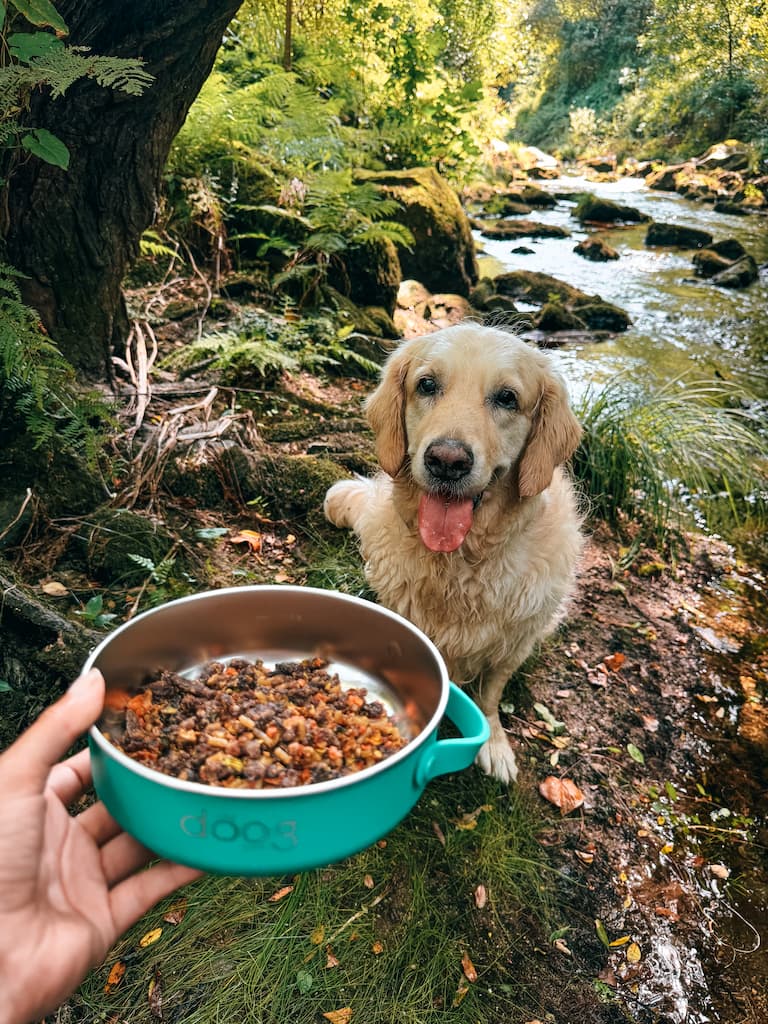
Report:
479,219,571,241
574,194,650,225
574,237,619,261
493,269,631,334
645,222,713,249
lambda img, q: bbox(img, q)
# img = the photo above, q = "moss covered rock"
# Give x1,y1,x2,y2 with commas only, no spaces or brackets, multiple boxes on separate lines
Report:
354,167,479,296
84,508,178,585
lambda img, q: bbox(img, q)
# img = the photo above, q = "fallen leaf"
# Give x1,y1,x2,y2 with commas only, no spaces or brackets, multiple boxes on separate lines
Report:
104,960,126,994
452,980,470,1007
269,885,294,902
310,925,325,945
626,942,642,964
148,968,163,1019
363,874,374,889
41,580,68,597
325,948,340,969
553,938,572,956
322,1008,352,1024
229,529,262,553
609,935,631,947
595,919,610,948
626,743,645,765
710,863,730,879
163,898,188,925
274,570,292,583
574,849,594,865
603,652,625,672
372,941,384,955
139,927,163,948
474,884,487,909
538,776,585,815
461,951,478,982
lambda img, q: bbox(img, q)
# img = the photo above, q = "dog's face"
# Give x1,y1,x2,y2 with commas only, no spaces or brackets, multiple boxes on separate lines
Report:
365,325,581,550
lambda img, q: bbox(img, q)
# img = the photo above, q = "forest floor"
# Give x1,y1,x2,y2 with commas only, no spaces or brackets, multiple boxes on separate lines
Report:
7,289,768,1023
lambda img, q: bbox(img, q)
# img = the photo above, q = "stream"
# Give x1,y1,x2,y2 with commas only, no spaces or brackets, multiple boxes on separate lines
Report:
478,175,768,1022
475,173,768,401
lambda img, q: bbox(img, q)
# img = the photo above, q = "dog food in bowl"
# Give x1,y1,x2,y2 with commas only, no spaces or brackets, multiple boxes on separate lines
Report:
100,656,409,789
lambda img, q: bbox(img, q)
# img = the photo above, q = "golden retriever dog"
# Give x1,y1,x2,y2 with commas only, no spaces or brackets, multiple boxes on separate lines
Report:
324,323,583,783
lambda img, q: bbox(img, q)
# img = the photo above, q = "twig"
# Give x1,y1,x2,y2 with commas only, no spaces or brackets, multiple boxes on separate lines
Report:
0,487,33,542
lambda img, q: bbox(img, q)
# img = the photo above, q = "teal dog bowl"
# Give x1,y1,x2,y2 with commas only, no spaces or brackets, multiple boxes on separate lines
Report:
84,586,489,876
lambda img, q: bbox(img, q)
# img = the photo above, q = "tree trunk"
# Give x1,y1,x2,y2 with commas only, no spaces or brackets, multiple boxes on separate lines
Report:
2,0,243,378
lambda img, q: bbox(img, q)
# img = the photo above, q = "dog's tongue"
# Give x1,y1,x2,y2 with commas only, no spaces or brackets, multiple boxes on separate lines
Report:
418,493,474,552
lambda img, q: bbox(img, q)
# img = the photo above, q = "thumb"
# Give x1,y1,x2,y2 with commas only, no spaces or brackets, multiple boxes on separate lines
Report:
0,668,105,792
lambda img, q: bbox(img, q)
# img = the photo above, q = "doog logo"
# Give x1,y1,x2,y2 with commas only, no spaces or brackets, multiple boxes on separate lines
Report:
179,811,298,848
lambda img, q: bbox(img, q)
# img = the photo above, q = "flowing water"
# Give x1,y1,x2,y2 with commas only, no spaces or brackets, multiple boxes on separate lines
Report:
475,173,768,401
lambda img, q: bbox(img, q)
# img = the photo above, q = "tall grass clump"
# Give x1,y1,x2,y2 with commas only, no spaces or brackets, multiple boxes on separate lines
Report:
572,375,768,545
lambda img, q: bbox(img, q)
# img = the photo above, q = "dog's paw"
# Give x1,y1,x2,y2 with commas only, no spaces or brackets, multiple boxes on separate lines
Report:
475,730,518,785
324,479,367,529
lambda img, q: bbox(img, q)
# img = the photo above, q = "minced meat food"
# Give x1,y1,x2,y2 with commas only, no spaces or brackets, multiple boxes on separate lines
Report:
100,657,409,788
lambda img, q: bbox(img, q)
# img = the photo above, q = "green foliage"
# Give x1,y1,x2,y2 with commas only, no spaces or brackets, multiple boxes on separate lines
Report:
0,263,112,463
74,594,117,629
162,310,381,383
572,375,768,544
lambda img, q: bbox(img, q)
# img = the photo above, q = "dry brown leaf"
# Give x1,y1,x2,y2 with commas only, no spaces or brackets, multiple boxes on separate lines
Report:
162,898,188,925
273,570,292,583
325,948,340,969
148,968,163,1020
322,1008,352,1024
139,927,163,948
603,652,626,672
229,529,262,553
104,961,126,994
269,885,294,902
461,951,478,982
452,980,470,1007
372,941,384,955
363,874,374,889
41,580,68,597
538,776,585,815
553,938,572,956
474,884,487,909
574,849,594,865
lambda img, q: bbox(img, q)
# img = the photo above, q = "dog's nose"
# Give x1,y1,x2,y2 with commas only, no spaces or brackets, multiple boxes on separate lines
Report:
424,439,474,482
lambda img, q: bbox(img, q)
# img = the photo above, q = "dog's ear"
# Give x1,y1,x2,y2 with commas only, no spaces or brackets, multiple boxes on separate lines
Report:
518,374,582,498
365,343,412,477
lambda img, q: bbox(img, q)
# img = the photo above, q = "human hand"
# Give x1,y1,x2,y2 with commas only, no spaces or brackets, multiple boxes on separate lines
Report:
0,669,202,1024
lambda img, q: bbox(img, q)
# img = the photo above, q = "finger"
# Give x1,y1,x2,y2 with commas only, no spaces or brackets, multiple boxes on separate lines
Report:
0,670,105,792
109,861,202,936
100,831,156,887
47,749,93,804
75,800,124,847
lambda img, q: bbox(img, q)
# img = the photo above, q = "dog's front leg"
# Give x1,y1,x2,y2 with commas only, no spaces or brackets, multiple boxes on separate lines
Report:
472,653,536,784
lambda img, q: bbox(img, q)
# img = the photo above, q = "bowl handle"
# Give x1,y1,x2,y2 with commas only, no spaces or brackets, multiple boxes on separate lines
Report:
414,683,490,787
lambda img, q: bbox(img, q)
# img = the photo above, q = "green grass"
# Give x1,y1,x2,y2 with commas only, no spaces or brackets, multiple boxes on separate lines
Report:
572,375,768,547
73,773,564,1023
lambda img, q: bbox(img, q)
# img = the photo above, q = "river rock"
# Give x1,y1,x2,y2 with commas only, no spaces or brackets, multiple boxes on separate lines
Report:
582,154,617,174
695,140,752,172
493,269,631,333
480,193,533,217
646,163,694,191
574,194,650,224
535,302,587,332
710,255,759,289
479,219,571,241
353,166,479,296
645,222,713,249
515,183,557,208
574,237,619,261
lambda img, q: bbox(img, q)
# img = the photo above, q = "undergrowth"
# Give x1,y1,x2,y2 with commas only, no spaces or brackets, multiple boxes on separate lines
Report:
572,375,768,549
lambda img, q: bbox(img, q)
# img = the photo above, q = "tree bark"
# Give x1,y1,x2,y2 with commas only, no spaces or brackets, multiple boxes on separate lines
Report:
2,0,244,378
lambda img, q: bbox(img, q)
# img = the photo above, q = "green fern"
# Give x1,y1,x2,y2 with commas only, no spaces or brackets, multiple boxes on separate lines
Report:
0,264,113,462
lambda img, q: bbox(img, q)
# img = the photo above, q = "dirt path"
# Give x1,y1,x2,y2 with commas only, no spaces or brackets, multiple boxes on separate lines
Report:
513,526,768,1023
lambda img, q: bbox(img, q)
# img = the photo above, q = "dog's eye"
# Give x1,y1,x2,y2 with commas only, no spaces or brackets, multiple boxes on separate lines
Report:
493,387,518,410
416,376,438,397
